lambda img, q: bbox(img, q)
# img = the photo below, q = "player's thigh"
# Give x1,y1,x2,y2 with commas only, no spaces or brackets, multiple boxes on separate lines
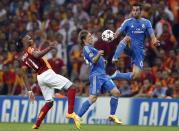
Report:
40,85,54,101
46,73,73,90
102,76,116,92
131,50,144,70
89,75,101,96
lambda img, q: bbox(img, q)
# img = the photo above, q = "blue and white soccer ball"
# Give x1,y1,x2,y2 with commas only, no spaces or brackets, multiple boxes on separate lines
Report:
101,29,115,42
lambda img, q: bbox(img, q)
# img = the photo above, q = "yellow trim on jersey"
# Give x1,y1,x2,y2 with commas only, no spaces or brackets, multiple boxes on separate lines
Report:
42,57,51,69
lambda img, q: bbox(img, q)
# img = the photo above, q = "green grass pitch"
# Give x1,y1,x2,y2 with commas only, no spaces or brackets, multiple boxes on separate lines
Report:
0,123,178,131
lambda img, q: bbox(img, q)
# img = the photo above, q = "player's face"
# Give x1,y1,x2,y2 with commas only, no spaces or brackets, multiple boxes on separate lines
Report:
22,35,34,47
84,33,93,45
132,6,141,19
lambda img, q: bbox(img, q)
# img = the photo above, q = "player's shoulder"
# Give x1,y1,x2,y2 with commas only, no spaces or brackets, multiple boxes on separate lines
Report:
123,18,133,24
141,18,151,24
83,45,93,53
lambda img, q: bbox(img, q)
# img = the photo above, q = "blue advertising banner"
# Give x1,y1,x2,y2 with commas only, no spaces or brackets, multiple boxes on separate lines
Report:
0,96,78,124
0,96,178,126
130,98,179,126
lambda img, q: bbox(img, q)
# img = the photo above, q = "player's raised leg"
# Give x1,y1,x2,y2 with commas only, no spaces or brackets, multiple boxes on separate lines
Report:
111,70,132,80
111,36,133,80
112,36,130,61
32,101,53,129
111,64,142,80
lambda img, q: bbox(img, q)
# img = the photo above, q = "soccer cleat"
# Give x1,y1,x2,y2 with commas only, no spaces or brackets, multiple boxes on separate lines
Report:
109,115,123,124
32,124,39,129
66,112,81,129
110,70,120,80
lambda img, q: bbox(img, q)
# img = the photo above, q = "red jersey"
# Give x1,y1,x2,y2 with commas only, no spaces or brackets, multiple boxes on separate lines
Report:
21,47,51,74
48,58,64,74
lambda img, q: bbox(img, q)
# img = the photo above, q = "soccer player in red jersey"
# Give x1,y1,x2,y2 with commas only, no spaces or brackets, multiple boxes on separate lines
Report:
19,33,80,129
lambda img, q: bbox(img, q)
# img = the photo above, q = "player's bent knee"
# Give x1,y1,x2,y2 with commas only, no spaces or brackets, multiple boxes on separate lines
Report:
113,92,120,97
111,88,120,97
131,72,141,80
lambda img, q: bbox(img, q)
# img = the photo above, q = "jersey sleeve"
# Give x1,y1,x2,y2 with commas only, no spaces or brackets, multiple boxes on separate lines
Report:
83,46,95,63
146,20,154,37
116,19,129,33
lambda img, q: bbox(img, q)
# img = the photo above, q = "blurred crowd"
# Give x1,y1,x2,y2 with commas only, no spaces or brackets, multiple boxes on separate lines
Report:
0,0,179,98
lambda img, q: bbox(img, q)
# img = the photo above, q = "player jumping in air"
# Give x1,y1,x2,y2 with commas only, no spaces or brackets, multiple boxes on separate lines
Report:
18,33,80,129
77,30,123,126
111,3,160,80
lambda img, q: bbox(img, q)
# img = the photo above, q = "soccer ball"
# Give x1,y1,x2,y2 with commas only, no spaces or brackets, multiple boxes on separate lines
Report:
101,30,115,42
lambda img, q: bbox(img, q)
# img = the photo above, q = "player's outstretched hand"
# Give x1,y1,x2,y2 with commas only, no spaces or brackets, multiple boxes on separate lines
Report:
98,50,104,56
49,41,57,49
153,39,160,46
112,58,119,67
104,60,108,65
28,91,35,103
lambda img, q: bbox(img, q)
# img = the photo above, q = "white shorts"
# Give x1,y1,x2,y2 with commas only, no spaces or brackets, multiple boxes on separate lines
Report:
37,69,73,101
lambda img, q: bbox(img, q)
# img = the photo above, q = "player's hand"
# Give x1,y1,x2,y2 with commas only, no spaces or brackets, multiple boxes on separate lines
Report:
112,58,118,67
98,50,104,56
153,39,160,46
104,60,107,65
28,91,35,103
114,32,119,39
49,41,57,49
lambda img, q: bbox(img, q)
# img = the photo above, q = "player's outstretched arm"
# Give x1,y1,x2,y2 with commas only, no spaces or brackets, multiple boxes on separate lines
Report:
32,41,57,58
114,32,122,39
92,50,104,63
22,67,35,103
146,20,160,46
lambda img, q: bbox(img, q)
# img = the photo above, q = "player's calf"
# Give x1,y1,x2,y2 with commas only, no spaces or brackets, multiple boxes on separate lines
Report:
67,85,76,114
112,36,131,62
109,88,123,124
88,95,97,103
33,101,53,129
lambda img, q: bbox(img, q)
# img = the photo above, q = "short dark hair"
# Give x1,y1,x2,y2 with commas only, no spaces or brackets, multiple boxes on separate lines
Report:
132,3,142,10
15,37,24,52
78,29,89,46
15,32,29,51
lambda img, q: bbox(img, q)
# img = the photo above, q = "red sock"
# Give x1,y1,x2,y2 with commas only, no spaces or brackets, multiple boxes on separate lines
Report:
67,86,76,114
35,102,53,127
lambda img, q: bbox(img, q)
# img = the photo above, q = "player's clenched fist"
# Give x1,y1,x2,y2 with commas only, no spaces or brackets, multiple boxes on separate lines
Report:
98,50,104,56
49,41,57,49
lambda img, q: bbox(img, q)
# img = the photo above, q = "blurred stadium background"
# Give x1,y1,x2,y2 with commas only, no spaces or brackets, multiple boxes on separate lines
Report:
0,0,179,130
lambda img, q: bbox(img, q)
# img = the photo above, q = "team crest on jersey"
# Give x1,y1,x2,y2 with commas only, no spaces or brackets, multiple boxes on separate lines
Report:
142,24,145,28
89,52,94,58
